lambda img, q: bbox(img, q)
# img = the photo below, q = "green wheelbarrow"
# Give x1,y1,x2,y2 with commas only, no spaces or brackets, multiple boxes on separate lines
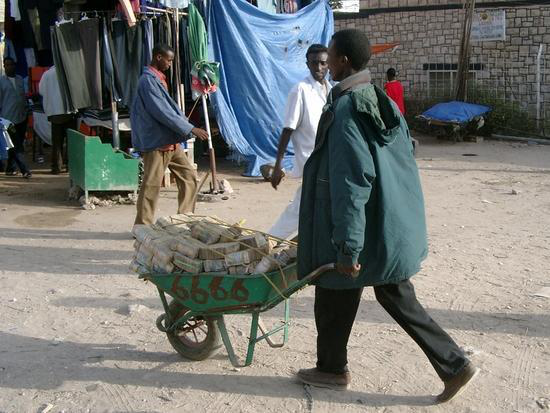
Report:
140,263,334,367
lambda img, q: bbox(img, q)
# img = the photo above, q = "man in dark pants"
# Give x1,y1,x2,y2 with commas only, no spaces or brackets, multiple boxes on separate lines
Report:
0,57,31,178
39,65,76,174
296,29,479,403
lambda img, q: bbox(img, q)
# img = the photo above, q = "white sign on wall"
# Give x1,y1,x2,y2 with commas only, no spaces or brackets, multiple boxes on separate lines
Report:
332,0,360,13
471,10,506,42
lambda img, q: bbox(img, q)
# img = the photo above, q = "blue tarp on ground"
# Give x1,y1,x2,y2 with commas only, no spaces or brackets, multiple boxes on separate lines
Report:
421,101,492,124
208,0,333,176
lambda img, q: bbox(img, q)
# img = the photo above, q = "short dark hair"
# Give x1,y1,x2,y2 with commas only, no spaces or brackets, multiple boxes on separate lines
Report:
306,44,328,60
331,29,371,71
152,44,174,58
3,57,15,64
387,68,397,79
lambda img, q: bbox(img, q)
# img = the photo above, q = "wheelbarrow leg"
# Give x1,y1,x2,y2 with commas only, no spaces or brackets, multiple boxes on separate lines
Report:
283,298,290,344
217,312,260,368
245,312,260,367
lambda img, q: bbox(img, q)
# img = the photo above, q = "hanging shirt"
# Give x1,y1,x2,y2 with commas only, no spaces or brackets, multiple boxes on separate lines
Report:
39,66,67,118
283,74,331,179
384,80,405,115
148,65,178,152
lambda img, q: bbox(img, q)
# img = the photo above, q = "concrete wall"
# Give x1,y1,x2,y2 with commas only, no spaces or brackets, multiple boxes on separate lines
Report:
335,5,550,118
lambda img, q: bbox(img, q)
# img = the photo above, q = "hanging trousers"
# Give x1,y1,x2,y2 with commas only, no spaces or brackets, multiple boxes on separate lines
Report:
77,18,102,109
135,147,197,225
6,121,30,175
315,280,469,381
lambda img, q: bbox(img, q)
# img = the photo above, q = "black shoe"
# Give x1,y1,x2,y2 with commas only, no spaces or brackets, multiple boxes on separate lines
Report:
23,172,32,179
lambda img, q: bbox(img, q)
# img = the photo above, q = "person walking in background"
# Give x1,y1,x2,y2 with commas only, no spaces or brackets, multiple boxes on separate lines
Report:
132,44,209,226
39,65,76,175
268,44,331,240
384,67,405,115
0,57,31,178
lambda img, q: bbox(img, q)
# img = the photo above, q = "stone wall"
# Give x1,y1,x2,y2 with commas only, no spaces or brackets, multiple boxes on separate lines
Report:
335,5,550,120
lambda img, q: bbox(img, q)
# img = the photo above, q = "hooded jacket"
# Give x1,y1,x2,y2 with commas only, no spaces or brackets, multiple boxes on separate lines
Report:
297,70,428,288
131,67,194,152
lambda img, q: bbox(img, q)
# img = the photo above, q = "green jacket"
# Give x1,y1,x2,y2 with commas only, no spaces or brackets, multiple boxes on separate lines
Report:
297,70,428,289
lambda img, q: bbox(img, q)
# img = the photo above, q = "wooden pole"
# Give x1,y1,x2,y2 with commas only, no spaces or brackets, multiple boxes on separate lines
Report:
201,94,218,192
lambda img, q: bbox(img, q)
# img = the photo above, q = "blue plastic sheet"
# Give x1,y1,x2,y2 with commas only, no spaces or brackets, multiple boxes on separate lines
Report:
421,101,491,124
208,0,333,176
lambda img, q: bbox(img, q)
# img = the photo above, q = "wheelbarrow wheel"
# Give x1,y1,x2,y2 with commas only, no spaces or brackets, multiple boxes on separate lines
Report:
165,300,222,361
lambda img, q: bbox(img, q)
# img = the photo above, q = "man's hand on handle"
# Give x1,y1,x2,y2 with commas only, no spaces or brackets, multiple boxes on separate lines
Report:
192,127,209,141
336,263,361,278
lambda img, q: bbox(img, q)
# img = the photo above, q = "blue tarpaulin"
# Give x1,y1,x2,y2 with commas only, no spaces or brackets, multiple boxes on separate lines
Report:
421,101,491,124
208,0,333,176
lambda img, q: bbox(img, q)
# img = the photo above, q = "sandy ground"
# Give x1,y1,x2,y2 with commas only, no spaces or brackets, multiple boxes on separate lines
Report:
0,136,549,413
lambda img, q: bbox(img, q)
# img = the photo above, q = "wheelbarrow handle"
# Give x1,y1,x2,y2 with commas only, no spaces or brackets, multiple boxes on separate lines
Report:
301,263,336,284
302,263,360,283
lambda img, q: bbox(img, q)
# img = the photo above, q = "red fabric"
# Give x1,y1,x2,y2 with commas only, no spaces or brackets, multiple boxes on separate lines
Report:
384,80,405,115
148,66,178,152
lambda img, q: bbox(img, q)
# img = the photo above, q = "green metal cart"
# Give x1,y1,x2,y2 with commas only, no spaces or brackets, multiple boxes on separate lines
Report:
140,263,334,367
68,129,139,204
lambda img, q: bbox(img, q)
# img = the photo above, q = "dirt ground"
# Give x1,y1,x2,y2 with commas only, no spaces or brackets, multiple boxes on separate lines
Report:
0,135,549,413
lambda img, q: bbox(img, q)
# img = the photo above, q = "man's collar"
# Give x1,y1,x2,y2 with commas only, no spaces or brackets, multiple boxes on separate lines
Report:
330,69,371,100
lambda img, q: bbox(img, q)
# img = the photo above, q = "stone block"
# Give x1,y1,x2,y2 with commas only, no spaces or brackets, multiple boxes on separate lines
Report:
516,8,527,18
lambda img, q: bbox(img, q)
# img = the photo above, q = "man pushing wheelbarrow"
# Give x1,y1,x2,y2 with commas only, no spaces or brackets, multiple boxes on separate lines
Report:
294,29,479,403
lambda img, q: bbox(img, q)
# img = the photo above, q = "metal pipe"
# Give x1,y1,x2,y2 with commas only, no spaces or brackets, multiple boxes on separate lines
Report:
201,94,218,192
536,43,544,129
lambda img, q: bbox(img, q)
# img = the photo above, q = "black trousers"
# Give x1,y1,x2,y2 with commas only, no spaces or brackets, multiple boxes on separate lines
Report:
49,115,76,173
314,280,468,381
6,121,29,175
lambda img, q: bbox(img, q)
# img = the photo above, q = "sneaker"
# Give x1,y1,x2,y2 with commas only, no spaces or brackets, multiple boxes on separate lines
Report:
23,172,32,179
296,367,351,391
436,362,480,403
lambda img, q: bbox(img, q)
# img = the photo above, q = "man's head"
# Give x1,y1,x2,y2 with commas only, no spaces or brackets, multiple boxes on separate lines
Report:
306,44,329,83
328,29,371,82
151,44,175,72
387,67,397,81
3,57,16,78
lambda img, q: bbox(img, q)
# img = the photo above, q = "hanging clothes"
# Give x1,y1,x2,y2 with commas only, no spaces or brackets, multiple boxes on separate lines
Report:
101,18,122,103
142,18,154,67
77,18,103,109
54,21,92,110
111,20,143,108
179,16,192,100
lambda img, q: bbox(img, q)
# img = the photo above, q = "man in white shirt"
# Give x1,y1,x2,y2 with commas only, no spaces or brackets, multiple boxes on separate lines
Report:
39,65,76,174
269,44,331,240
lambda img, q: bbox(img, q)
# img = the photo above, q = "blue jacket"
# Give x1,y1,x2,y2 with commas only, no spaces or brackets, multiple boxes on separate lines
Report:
0,75,27,125
131,67,194,152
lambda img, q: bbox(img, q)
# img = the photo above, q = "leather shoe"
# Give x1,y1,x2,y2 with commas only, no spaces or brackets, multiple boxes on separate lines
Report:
436,362,480,403
296,367,350,391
